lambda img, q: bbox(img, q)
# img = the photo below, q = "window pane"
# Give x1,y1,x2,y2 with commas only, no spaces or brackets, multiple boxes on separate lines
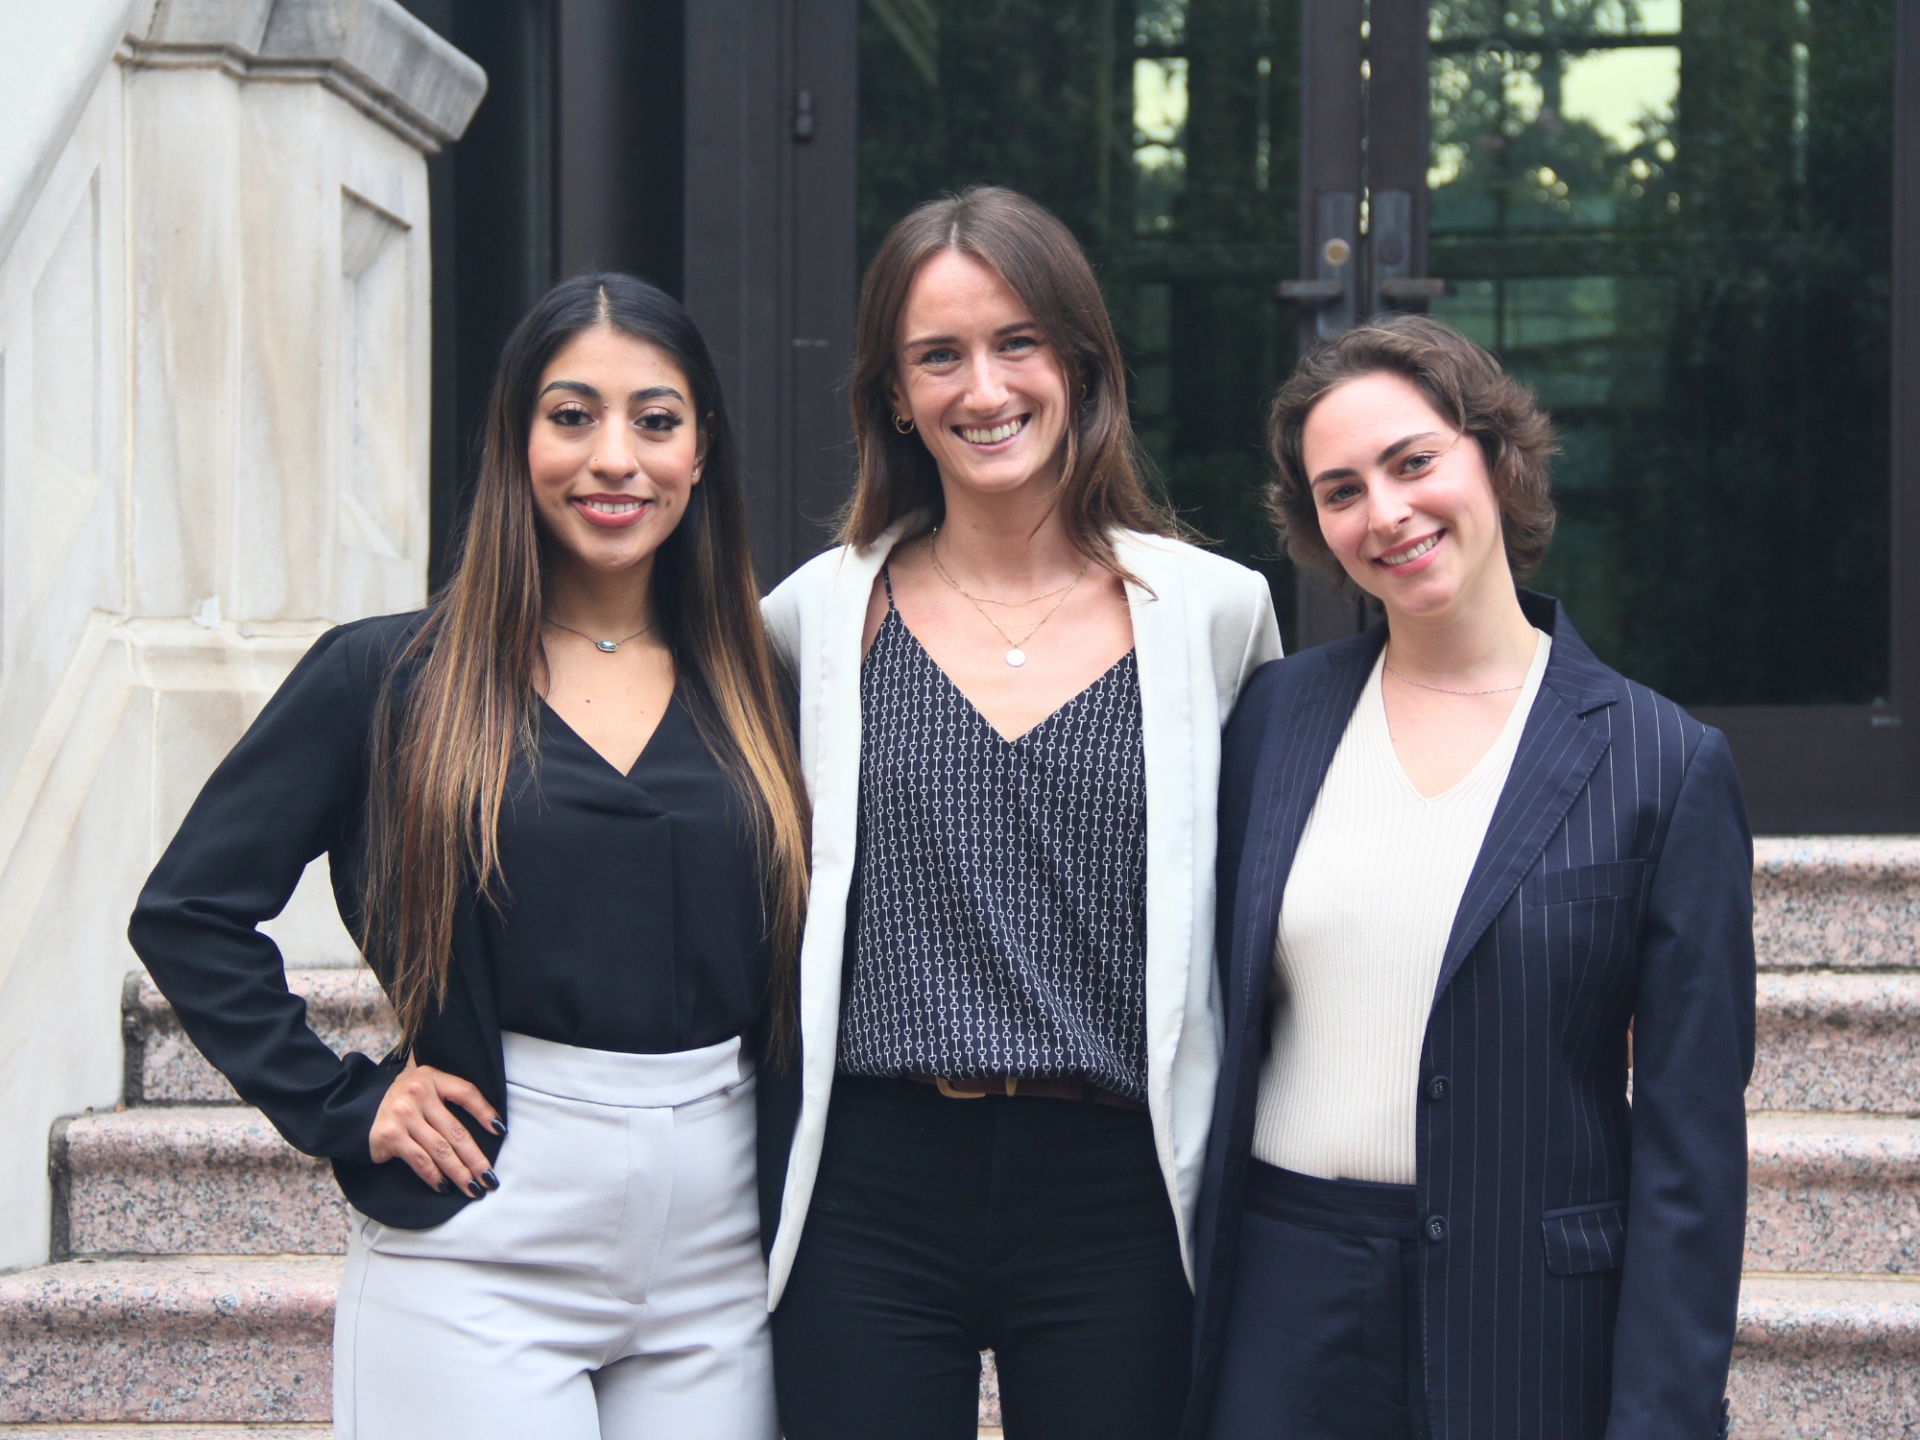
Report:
1428,0,1894,706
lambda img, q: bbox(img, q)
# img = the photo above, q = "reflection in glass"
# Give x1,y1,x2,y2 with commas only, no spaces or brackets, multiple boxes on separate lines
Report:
860,0,1303,644
1427,0,1892,707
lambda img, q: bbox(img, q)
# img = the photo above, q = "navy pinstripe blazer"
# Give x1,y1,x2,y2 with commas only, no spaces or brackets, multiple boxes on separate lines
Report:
1186,594,1754,1440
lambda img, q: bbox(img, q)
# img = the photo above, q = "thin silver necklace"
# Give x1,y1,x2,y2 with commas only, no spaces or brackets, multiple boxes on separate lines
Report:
544,617,654,654
1384,663,1522,696
928,527,1089,667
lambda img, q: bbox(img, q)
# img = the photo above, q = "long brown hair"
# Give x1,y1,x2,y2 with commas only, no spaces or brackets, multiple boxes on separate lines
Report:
842,186,1179,565
363,274,809,1056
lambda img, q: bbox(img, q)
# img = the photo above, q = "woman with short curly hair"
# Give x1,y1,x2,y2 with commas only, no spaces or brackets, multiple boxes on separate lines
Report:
1186,314,1753,1440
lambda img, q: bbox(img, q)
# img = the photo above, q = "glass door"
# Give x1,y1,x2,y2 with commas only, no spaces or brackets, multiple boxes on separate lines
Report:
1312,0,1909,830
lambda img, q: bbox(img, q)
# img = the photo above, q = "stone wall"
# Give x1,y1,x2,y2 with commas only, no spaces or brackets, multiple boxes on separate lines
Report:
0,0,482,1274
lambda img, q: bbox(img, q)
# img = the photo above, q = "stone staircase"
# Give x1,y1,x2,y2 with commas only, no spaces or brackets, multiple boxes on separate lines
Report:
2,839,1917,1435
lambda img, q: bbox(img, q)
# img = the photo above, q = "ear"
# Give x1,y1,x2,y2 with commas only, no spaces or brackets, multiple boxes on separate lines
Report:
885,372,911,426
693,416,712,483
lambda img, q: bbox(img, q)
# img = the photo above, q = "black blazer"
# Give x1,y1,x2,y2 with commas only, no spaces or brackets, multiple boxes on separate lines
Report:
1186,594,1754,1440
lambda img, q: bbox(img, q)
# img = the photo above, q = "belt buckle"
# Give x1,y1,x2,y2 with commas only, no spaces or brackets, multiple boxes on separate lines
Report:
934,1077,1018,1099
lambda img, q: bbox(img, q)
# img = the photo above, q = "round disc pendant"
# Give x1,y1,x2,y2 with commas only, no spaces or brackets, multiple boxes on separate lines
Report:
596,639,619,653
1005,648,1027,667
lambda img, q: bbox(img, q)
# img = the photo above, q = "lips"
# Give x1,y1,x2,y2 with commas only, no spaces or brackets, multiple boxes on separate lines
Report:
571,495,652,530
1374,530,1445,573
955,415,1028,446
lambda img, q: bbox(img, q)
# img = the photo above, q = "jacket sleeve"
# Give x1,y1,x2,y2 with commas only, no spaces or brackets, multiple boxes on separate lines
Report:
761,570,803,671
127,623,398,1163
1606,727,1755,1438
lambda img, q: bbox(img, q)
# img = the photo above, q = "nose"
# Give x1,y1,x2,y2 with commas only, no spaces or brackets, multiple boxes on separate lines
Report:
590,417,640,481
960,351,1011,413
1365,477,1411,535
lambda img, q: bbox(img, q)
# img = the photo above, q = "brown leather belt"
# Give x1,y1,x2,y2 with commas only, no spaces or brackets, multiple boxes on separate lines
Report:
904,1072,1146,1113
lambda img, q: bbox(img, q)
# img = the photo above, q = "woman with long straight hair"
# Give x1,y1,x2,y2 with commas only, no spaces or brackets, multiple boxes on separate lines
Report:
762,186,1282,1439
129,273,807,1439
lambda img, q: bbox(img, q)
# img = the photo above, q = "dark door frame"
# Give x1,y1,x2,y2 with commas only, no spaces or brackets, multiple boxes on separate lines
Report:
684,0,860,587
1290,0,1917,833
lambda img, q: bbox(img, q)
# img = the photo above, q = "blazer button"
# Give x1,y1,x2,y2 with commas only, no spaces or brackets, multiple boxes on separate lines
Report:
1426,1215,1448,1242
1426,1075,1449,1101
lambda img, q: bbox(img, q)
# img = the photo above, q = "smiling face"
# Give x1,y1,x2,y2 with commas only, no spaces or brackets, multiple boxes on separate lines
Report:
1303,369,1513,626
888,249,1071,503
526,325,705,579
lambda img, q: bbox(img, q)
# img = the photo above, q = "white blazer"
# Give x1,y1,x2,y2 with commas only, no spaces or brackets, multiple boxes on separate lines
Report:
759,515,1282,1306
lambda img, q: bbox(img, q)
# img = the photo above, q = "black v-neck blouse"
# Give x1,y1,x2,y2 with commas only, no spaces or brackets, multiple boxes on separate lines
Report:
129,610,773,1226
497,694,769,1053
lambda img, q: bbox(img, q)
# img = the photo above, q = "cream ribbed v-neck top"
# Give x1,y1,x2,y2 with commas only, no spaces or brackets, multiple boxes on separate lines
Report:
1251,630,1551,1183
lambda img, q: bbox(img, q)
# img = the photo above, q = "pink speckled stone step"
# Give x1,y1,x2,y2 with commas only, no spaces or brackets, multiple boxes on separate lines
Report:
62,1110,345,1258
126,972,396,1106
0,1258,338,1423
1749,972,1920,1112
1753,838,1920,970
1729,1273,1920,1437
1747,1114,1920,1273
0,1429,328,1436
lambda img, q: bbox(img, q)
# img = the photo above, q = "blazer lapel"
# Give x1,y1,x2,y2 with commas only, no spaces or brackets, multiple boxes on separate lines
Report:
1230,630,1384,1020
1431,600,1619,1002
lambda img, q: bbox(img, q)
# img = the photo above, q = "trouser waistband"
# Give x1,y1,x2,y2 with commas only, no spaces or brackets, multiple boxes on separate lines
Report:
501,1031,749,1108
1245,1159,1420,1240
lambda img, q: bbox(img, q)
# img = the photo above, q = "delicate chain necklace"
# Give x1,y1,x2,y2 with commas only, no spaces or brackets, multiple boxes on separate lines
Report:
928,527,1089,668
928,531,1081,607
544,617,654,654
1384,663,1522,696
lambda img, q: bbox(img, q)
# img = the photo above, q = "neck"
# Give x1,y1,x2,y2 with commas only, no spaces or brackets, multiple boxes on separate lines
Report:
931,466,1086,590
1382,574,1537,682
543,552,657,638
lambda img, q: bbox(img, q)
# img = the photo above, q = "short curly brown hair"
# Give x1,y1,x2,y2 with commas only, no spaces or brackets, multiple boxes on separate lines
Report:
1267,313,1557,584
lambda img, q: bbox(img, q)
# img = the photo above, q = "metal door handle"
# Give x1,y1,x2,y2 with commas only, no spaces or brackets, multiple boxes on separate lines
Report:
1380,277,1448,299
1279,278,1346,302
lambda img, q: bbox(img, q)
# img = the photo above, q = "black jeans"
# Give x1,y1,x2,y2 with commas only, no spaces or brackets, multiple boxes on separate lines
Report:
1205,1162,1428,1440
773,1075,1193,1440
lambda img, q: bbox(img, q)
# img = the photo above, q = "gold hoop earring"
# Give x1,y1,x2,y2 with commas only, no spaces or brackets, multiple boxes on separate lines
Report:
893,413,916,434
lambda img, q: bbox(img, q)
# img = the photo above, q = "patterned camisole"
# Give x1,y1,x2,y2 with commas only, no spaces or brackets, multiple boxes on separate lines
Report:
836,573,1150,1100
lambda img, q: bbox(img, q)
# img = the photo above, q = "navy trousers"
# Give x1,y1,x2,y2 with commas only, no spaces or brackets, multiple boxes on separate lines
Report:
772,1075,1193,1440
1205,1162,1428,1440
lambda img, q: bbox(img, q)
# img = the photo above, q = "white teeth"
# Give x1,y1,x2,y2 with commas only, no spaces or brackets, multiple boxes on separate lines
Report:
1380,533,1440,566
958,417,1025,445
582,499,644,514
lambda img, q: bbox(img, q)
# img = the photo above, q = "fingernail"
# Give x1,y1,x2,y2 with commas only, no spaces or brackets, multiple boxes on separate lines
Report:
466,1180,485,1199
482,1169,501,1190
437,1179,454,1196
489,1117,507,1137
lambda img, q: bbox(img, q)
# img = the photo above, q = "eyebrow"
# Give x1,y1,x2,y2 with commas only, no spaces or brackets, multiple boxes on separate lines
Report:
903,320,1040,350
1310,431,1445,487
538,381,686,404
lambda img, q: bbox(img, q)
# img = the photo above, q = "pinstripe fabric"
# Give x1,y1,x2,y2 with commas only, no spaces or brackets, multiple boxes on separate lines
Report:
1187,594,1755,1440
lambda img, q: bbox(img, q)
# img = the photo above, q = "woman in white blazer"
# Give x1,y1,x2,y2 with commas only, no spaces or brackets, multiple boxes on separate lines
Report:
761,187,1280,1440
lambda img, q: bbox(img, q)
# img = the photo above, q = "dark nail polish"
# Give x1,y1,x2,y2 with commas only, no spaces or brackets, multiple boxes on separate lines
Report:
437,1179,454,1196
467,1180,485,1199
489,1117,507,1137
482,1169,501,1190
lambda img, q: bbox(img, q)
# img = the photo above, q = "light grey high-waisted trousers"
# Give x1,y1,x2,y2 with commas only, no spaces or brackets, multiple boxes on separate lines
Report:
333,1031,775,1440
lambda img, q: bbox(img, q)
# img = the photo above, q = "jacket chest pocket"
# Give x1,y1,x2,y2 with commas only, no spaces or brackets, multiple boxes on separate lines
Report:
1542,1201,1627,1275
1524,859,1646,907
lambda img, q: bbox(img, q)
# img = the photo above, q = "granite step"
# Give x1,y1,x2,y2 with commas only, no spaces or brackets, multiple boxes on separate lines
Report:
124,972,396,1107
55,1110,344,1260
0,1258,338,1424
1746,1113,1920,1274
1749,971,1920,1113
1729,1273,1920,1437
1753,837,1920,971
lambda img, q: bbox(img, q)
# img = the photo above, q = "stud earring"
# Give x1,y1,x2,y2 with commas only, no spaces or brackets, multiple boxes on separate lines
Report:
893,414,916,434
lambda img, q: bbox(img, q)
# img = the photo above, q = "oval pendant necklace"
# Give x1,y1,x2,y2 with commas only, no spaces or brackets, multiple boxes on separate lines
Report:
929,527,1089,667
544,618,654,653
